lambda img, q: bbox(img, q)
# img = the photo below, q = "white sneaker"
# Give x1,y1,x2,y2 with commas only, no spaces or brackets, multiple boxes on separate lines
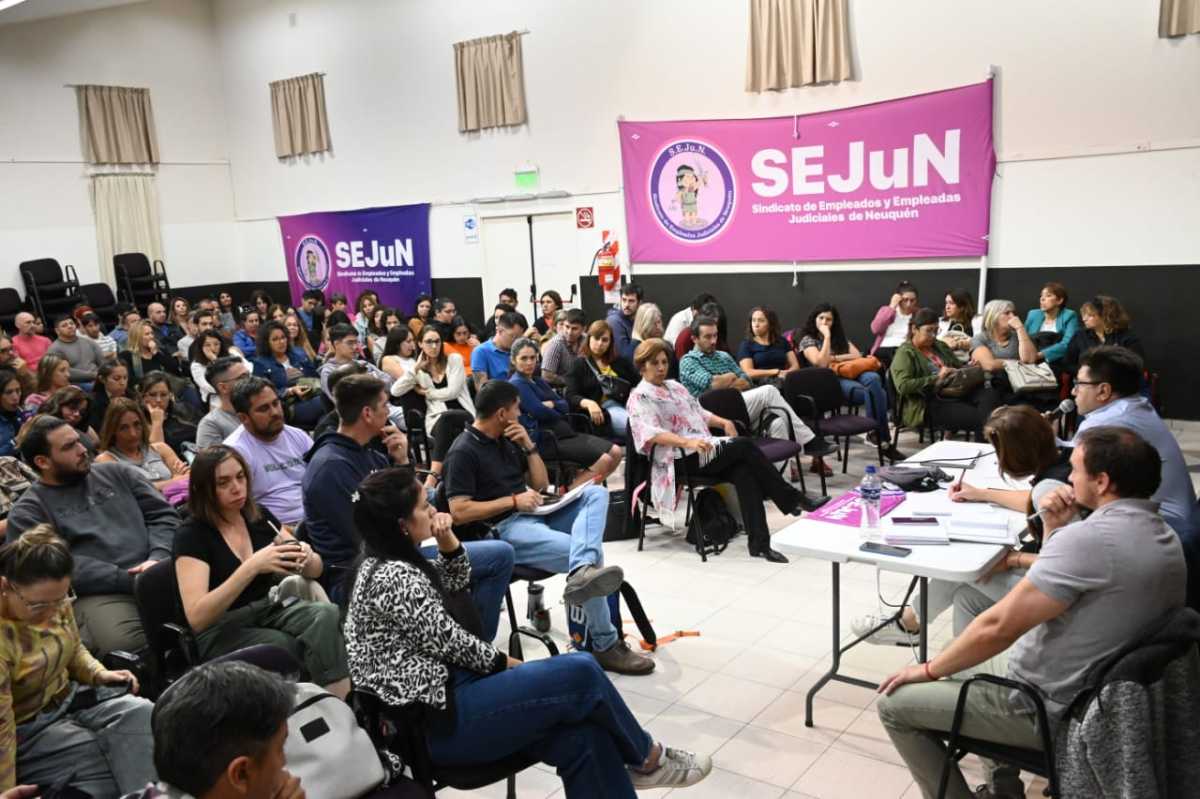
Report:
850,613,919,647
629,746,712,790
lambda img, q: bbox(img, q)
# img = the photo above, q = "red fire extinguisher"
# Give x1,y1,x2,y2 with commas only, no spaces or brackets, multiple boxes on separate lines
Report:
592,231,621,291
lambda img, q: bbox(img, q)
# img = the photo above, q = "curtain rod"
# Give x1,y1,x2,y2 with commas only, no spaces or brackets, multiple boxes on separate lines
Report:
62,83,151,88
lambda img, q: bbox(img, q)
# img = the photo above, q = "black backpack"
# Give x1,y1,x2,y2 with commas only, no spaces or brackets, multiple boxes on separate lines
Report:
685,488,739,557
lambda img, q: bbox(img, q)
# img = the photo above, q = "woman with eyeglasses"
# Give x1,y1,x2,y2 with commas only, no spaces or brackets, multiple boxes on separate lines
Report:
509,337,623,487
394,326,475,487
853,405,1073,647
890,308,993,440
138,372,198,456
95,398,188,493
0,525,154,796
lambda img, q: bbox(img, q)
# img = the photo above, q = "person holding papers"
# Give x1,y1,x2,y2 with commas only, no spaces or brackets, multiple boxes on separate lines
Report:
853,405,1074,645
443,380,654,676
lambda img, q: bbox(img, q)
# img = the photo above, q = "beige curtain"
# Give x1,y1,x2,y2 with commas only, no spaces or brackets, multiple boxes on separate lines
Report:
270,73,333,158
75,85,160,164
1160,0,1200,36
90,174,164,287
746,0,851,92
454,32,528,133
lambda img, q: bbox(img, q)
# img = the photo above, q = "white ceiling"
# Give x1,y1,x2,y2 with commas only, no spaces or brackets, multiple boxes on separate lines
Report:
0,0,150,26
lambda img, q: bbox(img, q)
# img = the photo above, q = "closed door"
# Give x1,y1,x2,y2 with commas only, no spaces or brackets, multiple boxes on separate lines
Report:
479,212,578,328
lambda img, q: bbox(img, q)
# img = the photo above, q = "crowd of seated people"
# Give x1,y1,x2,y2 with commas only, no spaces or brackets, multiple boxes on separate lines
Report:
0,277,1179,797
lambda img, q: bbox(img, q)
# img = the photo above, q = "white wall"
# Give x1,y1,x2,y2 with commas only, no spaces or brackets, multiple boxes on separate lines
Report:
0,0,238,294
212,0,1200,289
3,0,1198,301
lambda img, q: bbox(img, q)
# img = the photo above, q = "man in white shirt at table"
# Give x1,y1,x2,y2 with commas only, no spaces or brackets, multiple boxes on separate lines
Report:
875,426,1186,799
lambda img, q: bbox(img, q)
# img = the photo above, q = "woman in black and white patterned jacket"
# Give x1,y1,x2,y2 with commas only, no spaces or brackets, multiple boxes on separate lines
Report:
343,467,713,798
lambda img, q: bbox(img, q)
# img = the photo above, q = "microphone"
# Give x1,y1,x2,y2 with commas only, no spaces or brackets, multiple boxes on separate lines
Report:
1044,398,1075,421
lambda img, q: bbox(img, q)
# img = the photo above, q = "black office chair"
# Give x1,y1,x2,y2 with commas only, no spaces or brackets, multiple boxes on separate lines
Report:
699,386,812,494
784,368,889,481
0,288,23,334
623,423,726,561
129,558,199,698
18,258,79,323
114,252,171,310
936,674,1059,798
78,282,120,328
353,687,539,799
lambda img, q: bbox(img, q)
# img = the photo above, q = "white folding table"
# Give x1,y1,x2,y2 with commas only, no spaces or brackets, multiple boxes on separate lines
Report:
773,440,1025,726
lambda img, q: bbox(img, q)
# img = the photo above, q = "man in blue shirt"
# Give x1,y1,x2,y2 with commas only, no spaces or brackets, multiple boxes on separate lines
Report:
471,310,526,390
606,283,642,362
1073,345,1198,604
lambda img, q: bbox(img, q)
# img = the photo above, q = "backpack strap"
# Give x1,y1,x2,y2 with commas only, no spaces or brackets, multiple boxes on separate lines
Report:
619,581,657,650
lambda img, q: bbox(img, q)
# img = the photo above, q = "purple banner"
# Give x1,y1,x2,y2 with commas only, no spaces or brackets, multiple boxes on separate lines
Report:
805,489,907,528
279,203,432,310
618,81,995,263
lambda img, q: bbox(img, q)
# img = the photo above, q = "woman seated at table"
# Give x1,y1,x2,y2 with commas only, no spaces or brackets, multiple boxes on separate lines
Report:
509,337,622,486
23,354,70,413
252,320,324,429
891,308,995,440
627,338,811,564
343,467,711,797
0,525,154,796
139,371,198,456
88,360,131,430
1064,295,1143,376
938,288,979,361
95,398,189,492
40,386,100,457
794,303,895,453
737,306,801,383
1023,281,1080,369
393,325,475,488
565,321,638,440
175,445,350,698
853,404,1073,646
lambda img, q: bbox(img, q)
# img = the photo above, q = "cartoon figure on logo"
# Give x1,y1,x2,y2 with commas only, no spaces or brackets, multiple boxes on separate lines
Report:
673,164,708,228
305,249,319,284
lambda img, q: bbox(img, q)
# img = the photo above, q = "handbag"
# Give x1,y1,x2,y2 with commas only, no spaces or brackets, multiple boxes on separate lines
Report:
1003,360,1057,393
586,359,632,405
285,682,388,799
830,356,883,380
935,365,985,398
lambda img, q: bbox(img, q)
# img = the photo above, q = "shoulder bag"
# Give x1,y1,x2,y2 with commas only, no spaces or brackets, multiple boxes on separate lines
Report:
935,365,985,399
586,358,632,405
1002,360,1057,393
830,356,883,380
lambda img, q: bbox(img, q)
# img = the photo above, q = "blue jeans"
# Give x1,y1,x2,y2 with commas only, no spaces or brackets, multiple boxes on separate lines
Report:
495,485,618,652
603,400,629,439
423,539,514,644
839,369,889,436
428,653,652,798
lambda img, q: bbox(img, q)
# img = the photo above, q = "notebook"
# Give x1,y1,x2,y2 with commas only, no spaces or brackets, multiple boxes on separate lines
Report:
882,518,950,546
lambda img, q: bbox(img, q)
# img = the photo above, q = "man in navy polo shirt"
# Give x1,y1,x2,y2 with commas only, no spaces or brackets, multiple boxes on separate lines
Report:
470,310,526,391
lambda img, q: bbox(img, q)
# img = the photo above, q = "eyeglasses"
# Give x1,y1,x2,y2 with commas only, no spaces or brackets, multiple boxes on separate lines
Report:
1073,380,1104,387
9,585,76,613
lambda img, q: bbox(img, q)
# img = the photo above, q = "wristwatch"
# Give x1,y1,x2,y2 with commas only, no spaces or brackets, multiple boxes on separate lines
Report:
521,445,537,456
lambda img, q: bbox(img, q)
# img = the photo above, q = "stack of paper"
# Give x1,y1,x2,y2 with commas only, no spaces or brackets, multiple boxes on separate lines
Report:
883,519,950,546
944,506,1018,545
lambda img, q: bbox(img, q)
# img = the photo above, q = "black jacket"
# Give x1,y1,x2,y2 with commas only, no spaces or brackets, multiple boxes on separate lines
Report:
563,356,638,412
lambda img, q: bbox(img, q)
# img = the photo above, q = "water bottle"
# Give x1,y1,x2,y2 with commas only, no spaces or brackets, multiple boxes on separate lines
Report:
859,465,882,537
527,583,551,633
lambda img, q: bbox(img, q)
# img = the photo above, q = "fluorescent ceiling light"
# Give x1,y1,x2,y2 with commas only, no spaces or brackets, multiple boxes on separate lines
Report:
0,0,32,12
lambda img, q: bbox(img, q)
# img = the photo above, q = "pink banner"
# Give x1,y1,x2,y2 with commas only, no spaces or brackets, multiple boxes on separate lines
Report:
805,489,907,528
618,81,995,263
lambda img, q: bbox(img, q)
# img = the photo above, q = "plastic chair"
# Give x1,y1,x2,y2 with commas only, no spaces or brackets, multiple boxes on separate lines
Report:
114,252,171,310
783,368,887,482
18,258,79,323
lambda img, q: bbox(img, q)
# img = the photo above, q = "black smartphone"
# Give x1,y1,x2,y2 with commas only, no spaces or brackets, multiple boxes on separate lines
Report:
860,541,912,557
890,517,940,525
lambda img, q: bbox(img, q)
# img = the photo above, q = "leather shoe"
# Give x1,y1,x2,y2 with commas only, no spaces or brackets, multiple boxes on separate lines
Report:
810,457,833,477
796,493,830,512
749,545,789,563
593,639,656,675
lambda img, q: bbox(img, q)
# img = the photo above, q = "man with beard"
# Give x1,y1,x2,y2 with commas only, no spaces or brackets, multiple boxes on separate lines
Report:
224,377,313,527
7,415,180,656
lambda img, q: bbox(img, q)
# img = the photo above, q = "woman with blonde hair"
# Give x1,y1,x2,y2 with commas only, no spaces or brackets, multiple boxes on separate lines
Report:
0,525,154,795
969,299,1038,374
120,320,186,383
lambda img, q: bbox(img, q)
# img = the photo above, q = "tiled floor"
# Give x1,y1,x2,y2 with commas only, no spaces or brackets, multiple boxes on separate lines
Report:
442,426,1200,798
